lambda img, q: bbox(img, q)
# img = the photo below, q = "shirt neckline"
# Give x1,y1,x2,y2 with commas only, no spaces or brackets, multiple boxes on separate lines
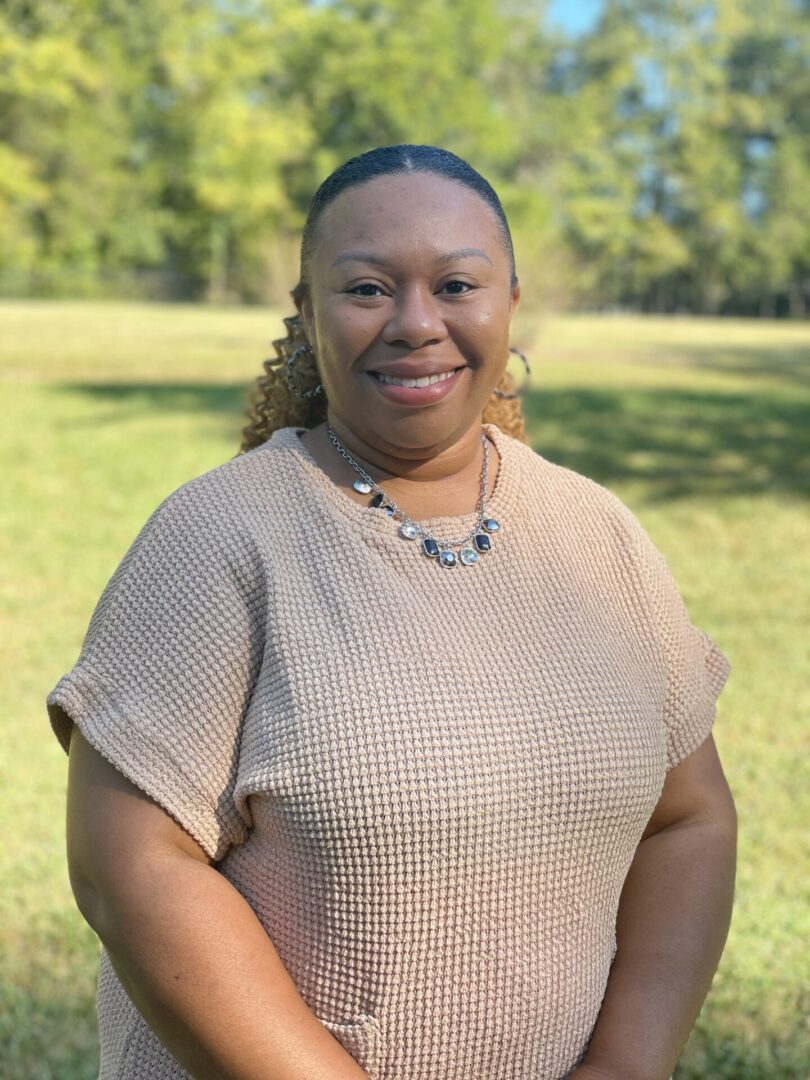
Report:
268,421,524,540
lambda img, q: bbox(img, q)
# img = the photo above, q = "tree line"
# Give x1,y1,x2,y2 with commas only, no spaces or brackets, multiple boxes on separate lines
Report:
1,0,807,315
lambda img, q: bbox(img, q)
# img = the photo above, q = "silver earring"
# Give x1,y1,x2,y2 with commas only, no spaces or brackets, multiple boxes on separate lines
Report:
492,346,531,400
286,343,324,399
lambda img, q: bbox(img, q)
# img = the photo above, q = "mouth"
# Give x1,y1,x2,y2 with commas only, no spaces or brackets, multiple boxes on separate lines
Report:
365,364,467,406
368,365,466,388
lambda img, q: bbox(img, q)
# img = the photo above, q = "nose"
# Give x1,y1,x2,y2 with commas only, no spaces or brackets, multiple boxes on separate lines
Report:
382,283,447,350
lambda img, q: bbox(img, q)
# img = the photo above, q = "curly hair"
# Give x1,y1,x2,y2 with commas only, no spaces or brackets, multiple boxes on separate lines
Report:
239,145,530,453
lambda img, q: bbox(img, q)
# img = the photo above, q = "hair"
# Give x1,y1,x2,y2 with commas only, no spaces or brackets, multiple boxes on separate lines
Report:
238,144,530,454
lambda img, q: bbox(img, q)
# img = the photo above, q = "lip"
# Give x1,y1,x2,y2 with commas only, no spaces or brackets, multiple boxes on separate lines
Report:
368,362,466,378
366,365,466,406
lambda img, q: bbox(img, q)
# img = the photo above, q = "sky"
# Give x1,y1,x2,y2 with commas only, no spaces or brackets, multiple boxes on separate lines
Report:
546,0,603,36
306,0,605,36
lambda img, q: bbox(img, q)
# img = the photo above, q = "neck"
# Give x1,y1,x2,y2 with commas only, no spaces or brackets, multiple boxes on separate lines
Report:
323,414,488,493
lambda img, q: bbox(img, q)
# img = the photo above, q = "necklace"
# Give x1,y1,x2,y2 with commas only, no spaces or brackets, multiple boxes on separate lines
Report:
326,424,502,568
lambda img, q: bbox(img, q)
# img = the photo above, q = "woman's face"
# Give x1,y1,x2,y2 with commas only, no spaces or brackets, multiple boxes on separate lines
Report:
294,171,520,453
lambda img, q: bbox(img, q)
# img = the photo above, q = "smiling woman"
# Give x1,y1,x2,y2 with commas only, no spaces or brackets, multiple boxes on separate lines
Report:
240,147,529,543
48,145,735,1080
243,152,526,423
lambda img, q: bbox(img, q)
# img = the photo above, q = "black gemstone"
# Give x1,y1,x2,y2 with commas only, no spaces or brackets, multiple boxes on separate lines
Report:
422,538,440,557
370,492,385,507
473,533,491,552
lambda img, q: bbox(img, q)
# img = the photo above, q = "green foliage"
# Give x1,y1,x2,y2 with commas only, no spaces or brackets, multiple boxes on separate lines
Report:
0,2,172,294
0,0,807,311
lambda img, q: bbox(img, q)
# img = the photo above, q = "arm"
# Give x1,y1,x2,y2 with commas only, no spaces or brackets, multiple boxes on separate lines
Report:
571,734,737,1080
67,727,370,1080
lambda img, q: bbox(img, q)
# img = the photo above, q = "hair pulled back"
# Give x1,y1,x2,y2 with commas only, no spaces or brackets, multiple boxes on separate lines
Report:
239,144,529,453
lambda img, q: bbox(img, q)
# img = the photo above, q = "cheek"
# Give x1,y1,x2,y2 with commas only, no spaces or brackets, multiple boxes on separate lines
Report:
316,301,381,361
449,300,511,355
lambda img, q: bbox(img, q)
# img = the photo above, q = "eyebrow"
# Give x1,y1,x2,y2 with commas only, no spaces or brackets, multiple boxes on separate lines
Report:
330,247,494,270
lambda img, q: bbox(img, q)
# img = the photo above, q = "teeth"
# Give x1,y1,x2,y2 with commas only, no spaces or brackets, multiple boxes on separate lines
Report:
373,369,459,387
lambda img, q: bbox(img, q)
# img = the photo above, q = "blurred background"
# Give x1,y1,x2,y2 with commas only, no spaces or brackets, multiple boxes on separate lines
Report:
1,1,808,1077
1,0,808,313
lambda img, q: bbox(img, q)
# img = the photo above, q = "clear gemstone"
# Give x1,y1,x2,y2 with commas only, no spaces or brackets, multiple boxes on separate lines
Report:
459,548,479,565
353,480,372,494
399,523,419,539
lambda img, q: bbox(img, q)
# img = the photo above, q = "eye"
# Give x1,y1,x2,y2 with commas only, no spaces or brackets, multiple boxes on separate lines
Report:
346,283,385,297
441,280,474,295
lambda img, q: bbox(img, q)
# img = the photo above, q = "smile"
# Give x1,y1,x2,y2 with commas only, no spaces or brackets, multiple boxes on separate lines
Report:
366,365,467,406
370,366,465,387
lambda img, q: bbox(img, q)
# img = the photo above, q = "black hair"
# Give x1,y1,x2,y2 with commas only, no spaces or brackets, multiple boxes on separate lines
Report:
291,144,518,302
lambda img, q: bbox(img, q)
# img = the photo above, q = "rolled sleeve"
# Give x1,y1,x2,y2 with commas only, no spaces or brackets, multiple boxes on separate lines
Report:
613,499,732,772
46,483,266,862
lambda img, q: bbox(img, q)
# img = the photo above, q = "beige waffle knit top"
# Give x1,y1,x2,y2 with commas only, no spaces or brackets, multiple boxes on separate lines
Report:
47,421,731,1080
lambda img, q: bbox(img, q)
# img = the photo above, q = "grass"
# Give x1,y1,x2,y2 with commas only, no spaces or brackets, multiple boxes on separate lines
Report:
1,300,808,1078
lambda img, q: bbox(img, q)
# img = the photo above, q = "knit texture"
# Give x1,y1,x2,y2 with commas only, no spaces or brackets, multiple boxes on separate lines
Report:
46,422,731,1080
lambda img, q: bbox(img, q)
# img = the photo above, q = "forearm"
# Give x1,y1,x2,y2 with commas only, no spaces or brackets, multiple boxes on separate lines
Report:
578,817,736,1080
82,850,369,1080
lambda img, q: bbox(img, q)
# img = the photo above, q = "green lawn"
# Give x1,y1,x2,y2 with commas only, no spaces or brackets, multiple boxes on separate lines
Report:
2,301,807,1078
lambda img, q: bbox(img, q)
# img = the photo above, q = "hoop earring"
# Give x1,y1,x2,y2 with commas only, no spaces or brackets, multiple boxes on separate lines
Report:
286,343,324,399
492,346,531,400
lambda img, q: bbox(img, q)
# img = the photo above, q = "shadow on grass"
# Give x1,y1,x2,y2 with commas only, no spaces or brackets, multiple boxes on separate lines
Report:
1,923,98,1080
0,996,98,1080
521,385,809,502
675,1028,809,1079
53,379,810,503
59,381,244,418
637,344,810,391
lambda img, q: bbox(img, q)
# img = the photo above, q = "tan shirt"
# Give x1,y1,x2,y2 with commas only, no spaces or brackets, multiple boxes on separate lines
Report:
47,421,731,1079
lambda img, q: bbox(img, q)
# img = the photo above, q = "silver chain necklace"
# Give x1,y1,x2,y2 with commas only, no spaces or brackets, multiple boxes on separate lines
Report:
326,424,502,568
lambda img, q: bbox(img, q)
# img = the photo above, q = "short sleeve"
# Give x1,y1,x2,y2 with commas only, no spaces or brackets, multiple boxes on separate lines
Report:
46,484,266,862
616,500,732,772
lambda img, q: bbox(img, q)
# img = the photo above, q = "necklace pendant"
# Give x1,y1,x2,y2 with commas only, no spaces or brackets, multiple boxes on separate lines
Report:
370,491,395,515
459,547,479,565
353,480,372,494
482,517,501,533
422,538,440,557
473,533,492,552
439,550,457,568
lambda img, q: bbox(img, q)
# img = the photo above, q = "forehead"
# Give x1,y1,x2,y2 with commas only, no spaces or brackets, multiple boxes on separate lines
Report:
312,172,504,264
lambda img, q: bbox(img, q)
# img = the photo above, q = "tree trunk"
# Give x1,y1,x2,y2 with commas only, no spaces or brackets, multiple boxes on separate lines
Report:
209,218,229,303
789,283,806,318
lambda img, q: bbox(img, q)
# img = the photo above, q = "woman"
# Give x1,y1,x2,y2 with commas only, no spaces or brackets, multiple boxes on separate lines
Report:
47,144,736,1080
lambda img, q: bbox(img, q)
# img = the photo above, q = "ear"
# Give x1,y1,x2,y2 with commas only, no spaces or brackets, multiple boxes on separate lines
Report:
509,279,521,317
293,291,316,346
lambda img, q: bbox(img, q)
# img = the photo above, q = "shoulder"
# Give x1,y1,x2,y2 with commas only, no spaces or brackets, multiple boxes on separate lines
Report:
513,437,641,542
122,440,291,591
163,439,288,520
516,447,694,614
145,437,296,547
